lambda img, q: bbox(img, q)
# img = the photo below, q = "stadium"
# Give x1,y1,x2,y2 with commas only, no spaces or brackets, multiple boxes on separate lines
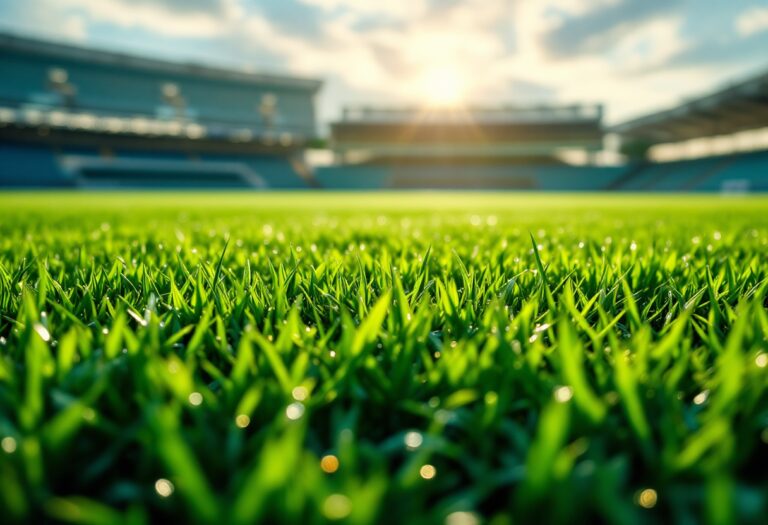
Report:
1,3,768,525
1,33,766,192
0,33,321,189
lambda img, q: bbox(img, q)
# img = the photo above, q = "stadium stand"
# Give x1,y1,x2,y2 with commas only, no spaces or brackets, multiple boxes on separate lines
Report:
330,105,604,163
0,32,766,192
0,32,321,188
321,71,768,192
321,104,624,190
315,164,630,190
611,68,768,192
0,143,67,187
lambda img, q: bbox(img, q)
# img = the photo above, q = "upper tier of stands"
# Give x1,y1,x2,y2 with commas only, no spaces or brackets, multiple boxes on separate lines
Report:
0,33,321,141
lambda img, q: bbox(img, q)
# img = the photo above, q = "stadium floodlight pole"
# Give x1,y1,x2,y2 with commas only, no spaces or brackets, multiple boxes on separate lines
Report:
259,93,278,136
48,67,77,109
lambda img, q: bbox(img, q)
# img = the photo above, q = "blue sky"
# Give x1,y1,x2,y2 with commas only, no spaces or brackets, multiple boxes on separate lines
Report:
2,0,768,125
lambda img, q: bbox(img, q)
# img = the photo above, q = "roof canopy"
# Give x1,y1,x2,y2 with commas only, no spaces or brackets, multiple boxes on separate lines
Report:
0,32,322,92
613,70,768,143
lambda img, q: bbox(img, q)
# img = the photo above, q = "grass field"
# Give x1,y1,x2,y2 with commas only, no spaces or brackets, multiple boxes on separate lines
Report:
1,192,767,525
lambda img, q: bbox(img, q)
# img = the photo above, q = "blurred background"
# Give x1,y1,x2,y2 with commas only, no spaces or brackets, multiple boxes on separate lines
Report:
0,0,767,191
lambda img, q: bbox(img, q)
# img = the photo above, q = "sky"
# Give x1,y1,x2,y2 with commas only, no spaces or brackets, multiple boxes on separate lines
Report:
1,0,768,126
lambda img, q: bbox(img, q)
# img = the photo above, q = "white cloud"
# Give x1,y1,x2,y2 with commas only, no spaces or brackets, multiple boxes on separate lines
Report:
735,6,768,37
8,0,754,125
48,0,235,38
299,0,429,20
60,14,88,41
607,17,688,70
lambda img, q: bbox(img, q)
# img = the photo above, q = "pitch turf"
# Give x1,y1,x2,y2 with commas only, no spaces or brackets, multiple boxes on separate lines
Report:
0,193,767,525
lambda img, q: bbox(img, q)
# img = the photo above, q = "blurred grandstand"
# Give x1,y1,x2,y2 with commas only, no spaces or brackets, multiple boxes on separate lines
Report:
319,104,623,190
319,75,768,192
0,33,321,189
0,32,766,192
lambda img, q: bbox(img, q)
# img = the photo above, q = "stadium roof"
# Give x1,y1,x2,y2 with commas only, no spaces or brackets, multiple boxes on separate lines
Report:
613,69,768,143
0,32,322,92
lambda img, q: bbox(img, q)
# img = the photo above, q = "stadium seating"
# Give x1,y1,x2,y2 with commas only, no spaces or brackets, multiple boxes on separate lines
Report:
315,166,392,189
533,166,627,190
0,143,71,187
0,37,320,138
205,155,310,189
692,151,768,192
77,153,310,189
0,143,311,189
315,165,629,190
615,151,768,192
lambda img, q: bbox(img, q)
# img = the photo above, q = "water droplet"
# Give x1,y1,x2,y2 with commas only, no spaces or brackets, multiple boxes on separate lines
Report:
637,488,657,508
323,494,351,520
292,386,309,401
1,437,17,454
320,454,339,473
404,431,423,450
33,323,50,342
188,392,203,406
419,464,436,479
445,511,480,525
554,386,573,403
286,402,305,420
693,390,709,405
155,478,174,497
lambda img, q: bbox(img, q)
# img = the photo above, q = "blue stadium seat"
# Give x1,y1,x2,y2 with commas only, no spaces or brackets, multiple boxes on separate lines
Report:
692,151,768,192
0,144,71,187
315,166,392,189
316,164,627,190
0,145,309,189
202,155,309,189
617,152,768,192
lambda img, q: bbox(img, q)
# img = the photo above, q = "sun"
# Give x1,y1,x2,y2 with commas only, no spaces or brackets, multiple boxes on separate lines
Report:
419,66,465,107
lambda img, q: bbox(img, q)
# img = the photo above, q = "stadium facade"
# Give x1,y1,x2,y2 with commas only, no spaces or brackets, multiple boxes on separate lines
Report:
318,104,623,190
0,32,766,192
0,33,321,188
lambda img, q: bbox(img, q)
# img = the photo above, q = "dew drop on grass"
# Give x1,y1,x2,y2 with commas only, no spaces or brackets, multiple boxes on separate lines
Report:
419,464,436,479
1,437,17,454
637,488,657,509
188,392,203,406
554,386,573,403
292,386,309,401
445,511,480,525
320,454,339,473
323,494,351,520
693,390,709,405
286,402,305,420
154,478,174,498
33,323,51,342
404,431,423,450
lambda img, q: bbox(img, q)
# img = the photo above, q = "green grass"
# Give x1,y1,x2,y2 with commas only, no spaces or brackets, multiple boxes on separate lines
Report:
0,192,767,525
